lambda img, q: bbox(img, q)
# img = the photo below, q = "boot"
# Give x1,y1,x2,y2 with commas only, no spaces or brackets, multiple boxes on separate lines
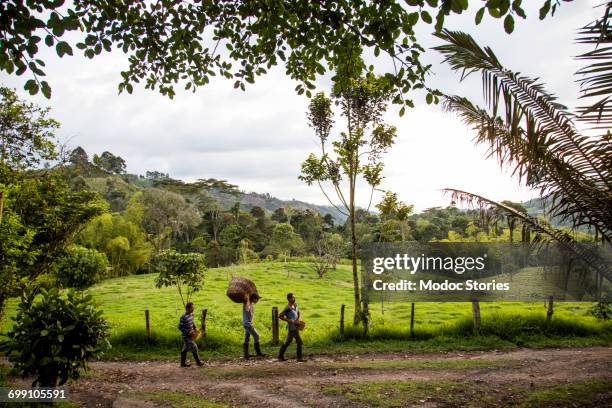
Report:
180,351,190,367
192,353,204,367
278,344,288,361
192,351,205,367
254,342,265,357
296,344,306,362
243,343,252,359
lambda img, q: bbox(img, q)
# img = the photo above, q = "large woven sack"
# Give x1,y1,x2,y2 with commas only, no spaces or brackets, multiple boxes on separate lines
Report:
226,277,259,303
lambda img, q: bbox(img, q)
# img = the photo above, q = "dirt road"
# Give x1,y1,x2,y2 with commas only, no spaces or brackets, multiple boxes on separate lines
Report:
20,347,612,407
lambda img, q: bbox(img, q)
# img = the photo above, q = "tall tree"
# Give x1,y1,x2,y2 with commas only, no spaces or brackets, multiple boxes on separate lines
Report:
300,72,397,325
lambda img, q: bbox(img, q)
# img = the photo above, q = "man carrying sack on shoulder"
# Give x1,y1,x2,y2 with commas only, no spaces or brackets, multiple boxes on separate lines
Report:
178,302,204,367
243,293,265,359
278,292,306,362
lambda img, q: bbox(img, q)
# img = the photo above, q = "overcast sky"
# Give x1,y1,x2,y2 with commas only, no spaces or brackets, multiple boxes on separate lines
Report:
1,1,601,212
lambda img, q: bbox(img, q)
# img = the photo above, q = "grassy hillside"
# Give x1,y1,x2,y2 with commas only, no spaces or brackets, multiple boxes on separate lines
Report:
2,262,610,360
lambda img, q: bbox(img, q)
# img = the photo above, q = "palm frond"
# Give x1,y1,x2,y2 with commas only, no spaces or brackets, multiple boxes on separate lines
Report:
575,2,612,125
443,95,612,242
444,188,612,283
434,30,608,188
435,30,612,242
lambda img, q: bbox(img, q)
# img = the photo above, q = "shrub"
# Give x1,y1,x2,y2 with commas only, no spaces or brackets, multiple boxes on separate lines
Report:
2,288,110,386
32,274,58,291
588,297,611,320
55,245,109,289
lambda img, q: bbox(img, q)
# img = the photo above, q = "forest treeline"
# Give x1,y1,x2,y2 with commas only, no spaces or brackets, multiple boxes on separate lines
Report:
56,145,593,282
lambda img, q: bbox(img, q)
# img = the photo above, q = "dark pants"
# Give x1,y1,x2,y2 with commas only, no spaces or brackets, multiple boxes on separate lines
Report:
182,336,198,353
283,329,303,347
243,322,260,343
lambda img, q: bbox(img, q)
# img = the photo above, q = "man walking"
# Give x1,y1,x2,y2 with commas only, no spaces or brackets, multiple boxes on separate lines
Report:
178,302,204,367
278,292,306,362
243,293,265,359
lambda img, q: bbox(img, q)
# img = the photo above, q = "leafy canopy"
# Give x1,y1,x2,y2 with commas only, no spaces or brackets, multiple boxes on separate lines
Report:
1,0,568,103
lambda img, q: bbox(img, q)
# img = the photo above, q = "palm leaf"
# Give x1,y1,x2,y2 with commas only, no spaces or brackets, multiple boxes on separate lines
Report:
444,188,611,283
575,2,612,125
435,30,612,242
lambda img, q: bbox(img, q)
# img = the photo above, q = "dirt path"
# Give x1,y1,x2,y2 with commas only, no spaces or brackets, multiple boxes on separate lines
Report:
13,347,612,407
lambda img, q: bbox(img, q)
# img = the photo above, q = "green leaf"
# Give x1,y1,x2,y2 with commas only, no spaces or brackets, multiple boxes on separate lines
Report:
504,15,514,34
41,81,52,99
426,93,433,104
420,11,432,24
399,106,406,117
475,8,485,25
45,35,54,47
539,0,551,20
24,79,39,95
56,41,73,57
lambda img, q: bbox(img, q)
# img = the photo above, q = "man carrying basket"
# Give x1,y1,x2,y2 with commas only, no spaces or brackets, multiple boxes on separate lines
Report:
178,302,204,367
278,293,306,362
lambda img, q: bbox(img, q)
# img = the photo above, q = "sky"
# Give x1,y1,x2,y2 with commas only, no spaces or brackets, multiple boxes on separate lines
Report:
1,1,602,212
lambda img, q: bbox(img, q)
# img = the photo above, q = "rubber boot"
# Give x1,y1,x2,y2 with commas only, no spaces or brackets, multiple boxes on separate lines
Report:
180,351,190,367
243,343,252,359
296,344,306,362
192,351,205,366
254,342,265,357
278,344,288,361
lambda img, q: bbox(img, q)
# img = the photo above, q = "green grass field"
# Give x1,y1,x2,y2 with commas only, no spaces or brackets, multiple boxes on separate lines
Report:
1,261,610,360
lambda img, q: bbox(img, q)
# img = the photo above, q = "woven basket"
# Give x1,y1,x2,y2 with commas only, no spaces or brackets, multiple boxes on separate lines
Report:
226,277,259,303
297,320,306,331
190,329,201,341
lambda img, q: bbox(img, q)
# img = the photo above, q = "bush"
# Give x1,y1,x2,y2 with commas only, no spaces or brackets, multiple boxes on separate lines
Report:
2,288,110,386
588,297,611,320
32,274,58,291
54,245,109,289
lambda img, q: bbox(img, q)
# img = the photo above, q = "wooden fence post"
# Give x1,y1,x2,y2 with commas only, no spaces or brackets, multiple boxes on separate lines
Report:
340,304,345,339
471,299,481,333
546,296,554,322
201,308,207,338
145,309,151,340
272,307,279,346
410,303,415,339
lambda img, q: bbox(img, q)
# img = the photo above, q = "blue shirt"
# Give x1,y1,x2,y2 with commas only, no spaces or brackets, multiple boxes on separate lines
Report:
279,303,299,331
243,303,254,325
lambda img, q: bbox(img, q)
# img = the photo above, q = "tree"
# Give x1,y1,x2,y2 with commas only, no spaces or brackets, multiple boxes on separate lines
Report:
92,151,126,174
153,249,206,306
54,245,108,289
2,288,110,387
2,1,564,100
0,86,57,224
268,223,304,265
69,146,89,166
435,28,612,282
300,74,397,324
376,191,414,241
0,88,104,314
77,212,152,276
315,232,345,275
138,188,200,251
